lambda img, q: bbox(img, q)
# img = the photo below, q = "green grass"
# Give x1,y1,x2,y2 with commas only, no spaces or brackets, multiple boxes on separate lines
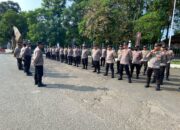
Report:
171,60,180,65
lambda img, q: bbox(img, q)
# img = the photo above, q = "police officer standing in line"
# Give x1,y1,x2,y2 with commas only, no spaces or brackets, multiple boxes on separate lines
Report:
131,45,142,79
101,46,106,67
73,46,79,67
141,45,150,75
67,46,73,65
77,46,81,65
92,44,101,74
116,45,123,74
145,43,162,91
60,47,64,63
104,45,116,78
118,42,132,83
55,46,60,61
160,45,168,85
64,47,68,63
23,42,32,76
20,43,27,72
81,44,89,69
33,42,46,87
166,48,174,80
14,42,23,70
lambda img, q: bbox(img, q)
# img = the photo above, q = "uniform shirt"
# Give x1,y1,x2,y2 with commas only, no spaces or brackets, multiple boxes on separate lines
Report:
77,49,81,56
167,50,174,63
60,48,64,55
14,47,21,58
52,48,56,55
64,48,68,55
92,49,101,61
20,47,26,58
55,48,59,53
73,48,78,57
132,50,142,64
24,46,32,57
147,50,162,69
68,48,73,56
33,47,44,66
160,51,168,66
81,49,88,59
101,49,106,58
117,49,122,61
141,50,150,61
106,50,116,63
120,49,132,65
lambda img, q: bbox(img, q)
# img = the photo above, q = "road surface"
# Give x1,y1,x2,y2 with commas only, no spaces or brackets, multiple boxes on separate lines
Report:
0,54,180,130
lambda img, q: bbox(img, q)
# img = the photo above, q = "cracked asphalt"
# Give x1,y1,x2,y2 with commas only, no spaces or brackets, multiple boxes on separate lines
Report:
0,54,180,130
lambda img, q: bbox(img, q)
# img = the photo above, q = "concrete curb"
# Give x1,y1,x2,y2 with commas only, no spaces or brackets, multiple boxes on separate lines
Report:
171,64,180,69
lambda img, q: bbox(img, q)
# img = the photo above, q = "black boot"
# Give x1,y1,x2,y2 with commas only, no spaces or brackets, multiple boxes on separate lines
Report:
145,77,150,88
156,84,160,91
128,77,132,83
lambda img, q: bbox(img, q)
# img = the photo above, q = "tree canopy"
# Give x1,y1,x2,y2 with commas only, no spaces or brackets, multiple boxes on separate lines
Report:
0,0,179,47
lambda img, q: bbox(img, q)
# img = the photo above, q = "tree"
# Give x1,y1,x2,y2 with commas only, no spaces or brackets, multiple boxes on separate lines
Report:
0,0,21,14
0,10,27,46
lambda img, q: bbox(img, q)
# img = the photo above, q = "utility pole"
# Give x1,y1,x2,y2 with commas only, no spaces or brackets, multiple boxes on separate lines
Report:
168,0,177,49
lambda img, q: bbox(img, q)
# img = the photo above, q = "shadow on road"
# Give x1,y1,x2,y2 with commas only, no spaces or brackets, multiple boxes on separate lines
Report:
44,84,109,92
44,72,77,78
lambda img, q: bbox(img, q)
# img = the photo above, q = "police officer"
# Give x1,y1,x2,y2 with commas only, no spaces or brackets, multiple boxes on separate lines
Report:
33,42,46,87
118,42,132,83
20,43,27,72
60,47,64,63
55,47,60,61
73,46,79,67
101,47,106,67
131,45,142,79
68,46,73,65
24,42,32,76
141,45,150,75
145,43,162,91
14,43,23,70
64,47,68,63
92,45,101,74
104,45,116,78
166,48,174,80
116,45,123,74
81,44,89,69
160,45,168,85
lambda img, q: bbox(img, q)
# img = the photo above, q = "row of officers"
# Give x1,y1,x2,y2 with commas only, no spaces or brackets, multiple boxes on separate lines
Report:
14,42,46,87
45,42,175,91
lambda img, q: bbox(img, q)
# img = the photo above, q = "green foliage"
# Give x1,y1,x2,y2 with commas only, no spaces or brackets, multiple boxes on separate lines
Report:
134,11,164,44
0,10,27,46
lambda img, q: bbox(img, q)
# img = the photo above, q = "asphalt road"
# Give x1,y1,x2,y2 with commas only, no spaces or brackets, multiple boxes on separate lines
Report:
0,54,180,130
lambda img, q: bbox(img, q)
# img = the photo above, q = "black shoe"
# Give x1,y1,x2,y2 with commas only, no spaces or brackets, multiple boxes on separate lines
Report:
118,77,122,80
93,70,96,73
156,88,160,91
128,79,132,83
104,73,108,76
27,73,32,76
111,75,114,78
151,80,156,83
38,84,46,87
35,82,38,85
144,84,149,88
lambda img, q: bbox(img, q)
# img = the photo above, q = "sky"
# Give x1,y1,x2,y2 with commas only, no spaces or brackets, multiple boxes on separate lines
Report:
0,0,42,11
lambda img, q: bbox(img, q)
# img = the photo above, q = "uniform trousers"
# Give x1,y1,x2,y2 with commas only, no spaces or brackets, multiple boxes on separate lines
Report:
101,57,105,67
82,58,88,69
34,65,43,85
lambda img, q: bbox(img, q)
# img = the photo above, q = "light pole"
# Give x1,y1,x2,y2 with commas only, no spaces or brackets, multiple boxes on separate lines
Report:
168,0,177,49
